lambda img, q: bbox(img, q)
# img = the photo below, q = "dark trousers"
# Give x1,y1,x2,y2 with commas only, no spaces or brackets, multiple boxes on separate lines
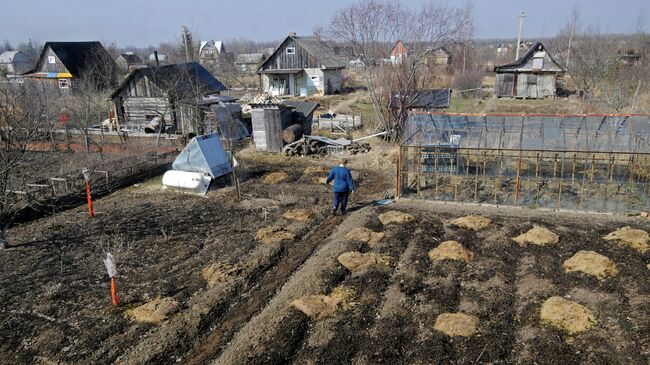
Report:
333,191,349,213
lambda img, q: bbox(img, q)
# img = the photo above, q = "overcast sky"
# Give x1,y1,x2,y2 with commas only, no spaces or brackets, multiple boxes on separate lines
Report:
2,0,647,47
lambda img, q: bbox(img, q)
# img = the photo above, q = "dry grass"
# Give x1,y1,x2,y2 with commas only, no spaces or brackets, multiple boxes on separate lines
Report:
513,226,560,246
562,251,618,280
337,251,390,272
434,313,480,337
428,241,473,263
291,286,357,320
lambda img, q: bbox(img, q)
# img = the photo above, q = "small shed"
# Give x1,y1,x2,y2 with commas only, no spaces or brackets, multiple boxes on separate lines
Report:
0,51,31,75
494,42,564,99
250,101,319,153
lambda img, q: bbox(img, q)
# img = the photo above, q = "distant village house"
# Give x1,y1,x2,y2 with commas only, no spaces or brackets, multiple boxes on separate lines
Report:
116,52,145,71
0,51,31,76
22,41,117,92
199,40,234,72
257,33,345,96
389,40,452,66
494,42,565,99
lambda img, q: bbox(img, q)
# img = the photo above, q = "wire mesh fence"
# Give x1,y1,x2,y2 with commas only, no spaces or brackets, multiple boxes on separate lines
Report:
398,113,650,213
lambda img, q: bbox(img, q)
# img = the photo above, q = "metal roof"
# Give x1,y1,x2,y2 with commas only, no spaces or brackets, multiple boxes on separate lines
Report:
172,133,232,178
391,89,451,109
402,113,650,154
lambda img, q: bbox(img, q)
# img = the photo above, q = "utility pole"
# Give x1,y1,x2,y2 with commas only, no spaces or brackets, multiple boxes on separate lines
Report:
516,11,527,61
182,26,190,63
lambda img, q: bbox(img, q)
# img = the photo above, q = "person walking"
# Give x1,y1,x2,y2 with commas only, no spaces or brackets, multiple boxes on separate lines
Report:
326,159,355,215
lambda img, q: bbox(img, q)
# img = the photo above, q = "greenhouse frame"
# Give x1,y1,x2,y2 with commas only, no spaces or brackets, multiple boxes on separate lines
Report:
397,112,650,213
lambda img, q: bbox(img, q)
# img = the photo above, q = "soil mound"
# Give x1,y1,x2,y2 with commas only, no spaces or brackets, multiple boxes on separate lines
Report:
126,297,179,324
540,296,595,334
291,286,356,320
563,251,618,280
304,166,329,174
602,226,649,253
450,215,492,231
264,172,289,184
337,251,390,272
313,177,328,185
255,226,295,245
283,209,313,221
202,262,241,287
378,211,415,225
434,312,480,337
513,226,559,246
345,227,385,247
428,241,473,263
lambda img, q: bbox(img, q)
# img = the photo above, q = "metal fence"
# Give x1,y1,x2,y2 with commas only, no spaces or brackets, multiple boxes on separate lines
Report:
397,112,650,213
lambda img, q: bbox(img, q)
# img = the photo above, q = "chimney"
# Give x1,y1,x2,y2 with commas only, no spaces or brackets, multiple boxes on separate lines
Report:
289,32,297,37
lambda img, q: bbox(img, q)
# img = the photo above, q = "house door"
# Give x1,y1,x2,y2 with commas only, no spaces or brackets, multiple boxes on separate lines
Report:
500,74,514,97
288,74,296,95
270,77,286,96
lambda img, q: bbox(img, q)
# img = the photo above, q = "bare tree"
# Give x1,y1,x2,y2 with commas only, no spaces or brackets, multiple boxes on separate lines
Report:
0,82,49,248
327,0,472,140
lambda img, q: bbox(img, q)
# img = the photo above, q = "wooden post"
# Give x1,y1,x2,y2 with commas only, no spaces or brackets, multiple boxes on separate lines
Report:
590,154,596,182
514,150,523,206
434,147,439,197
396,146,402,198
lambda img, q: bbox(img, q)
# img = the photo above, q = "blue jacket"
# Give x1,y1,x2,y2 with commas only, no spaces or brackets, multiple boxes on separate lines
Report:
326,166,355,193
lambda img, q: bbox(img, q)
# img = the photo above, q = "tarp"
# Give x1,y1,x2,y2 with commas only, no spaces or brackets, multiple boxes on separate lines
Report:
172,133,232,178
401,113,650,153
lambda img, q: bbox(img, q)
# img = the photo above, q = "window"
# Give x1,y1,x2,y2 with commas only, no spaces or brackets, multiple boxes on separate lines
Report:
310,75,320,87
286,47,296,55
58,79,69,89
48,56,56,64
527,75,538,85
532,57,544,70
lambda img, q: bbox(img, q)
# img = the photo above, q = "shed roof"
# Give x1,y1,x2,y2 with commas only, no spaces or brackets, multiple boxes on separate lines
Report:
24,41,115,77
494,42,565,73
391,89,451,109
118,53,143,64
109,62,227,100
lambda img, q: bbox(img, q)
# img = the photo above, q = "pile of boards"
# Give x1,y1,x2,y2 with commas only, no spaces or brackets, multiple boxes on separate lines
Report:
283,135,371,156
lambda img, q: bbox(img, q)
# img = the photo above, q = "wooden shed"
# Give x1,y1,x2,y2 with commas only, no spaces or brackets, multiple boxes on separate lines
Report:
109,62,227,135
251,104,294,152
494,42,565,99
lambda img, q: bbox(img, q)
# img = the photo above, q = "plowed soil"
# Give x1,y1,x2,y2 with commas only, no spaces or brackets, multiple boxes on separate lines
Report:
1,152,649,365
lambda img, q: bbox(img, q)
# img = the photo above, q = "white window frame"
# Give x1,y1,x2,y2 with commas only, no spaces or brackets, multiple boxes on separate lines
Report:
286,47,296,55
532,57,544,70
58,79,69,89
310,75,320,87
48,56,56,64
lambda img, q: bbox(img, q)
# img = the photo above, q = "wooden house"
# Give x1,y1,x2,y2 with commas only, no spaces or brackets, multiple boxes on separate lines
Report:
389,40,452,66
199,40,234,73
116,52,145,71
494,42,565,99
22,41,117,92
109,62,227,135
257,33,345,96
0,51,31,76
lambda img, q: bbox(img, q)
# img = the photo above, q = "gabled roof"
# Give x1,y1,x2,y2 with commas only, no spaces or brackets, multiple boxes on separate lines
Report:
109,62,227,100
199,40,225,54
0,51,26,63
118,53,143,64
258,35,346,72
390,40,450,56
24,41,115,77
494,42,565,72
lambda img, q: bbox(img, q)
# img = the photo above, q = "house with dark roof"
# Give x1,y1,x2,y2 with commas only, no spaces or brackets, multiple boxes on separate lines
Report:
109,62,227,135
257,33,346,96
22,41,117,92
116,52,145,71
494,42,565,99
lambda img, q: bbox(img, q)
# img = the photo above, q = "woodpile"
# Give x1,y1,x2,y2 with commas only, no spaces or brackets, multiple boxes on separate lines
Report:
283,137,371,157
282,124,304,144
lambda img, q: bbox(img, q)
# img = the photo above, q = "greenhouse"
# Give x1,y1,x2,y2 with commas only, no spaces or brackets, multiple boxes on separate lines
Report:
397,112,650,212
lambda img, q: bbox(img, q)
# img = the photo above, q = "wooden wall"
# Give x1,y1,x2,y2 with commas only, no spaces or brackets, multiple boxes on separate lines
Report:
260,38,322,71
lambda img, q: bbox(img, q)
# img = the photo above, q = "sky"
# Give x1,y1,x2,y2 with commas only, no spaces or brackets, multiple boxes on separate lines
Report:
2,0,647,47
